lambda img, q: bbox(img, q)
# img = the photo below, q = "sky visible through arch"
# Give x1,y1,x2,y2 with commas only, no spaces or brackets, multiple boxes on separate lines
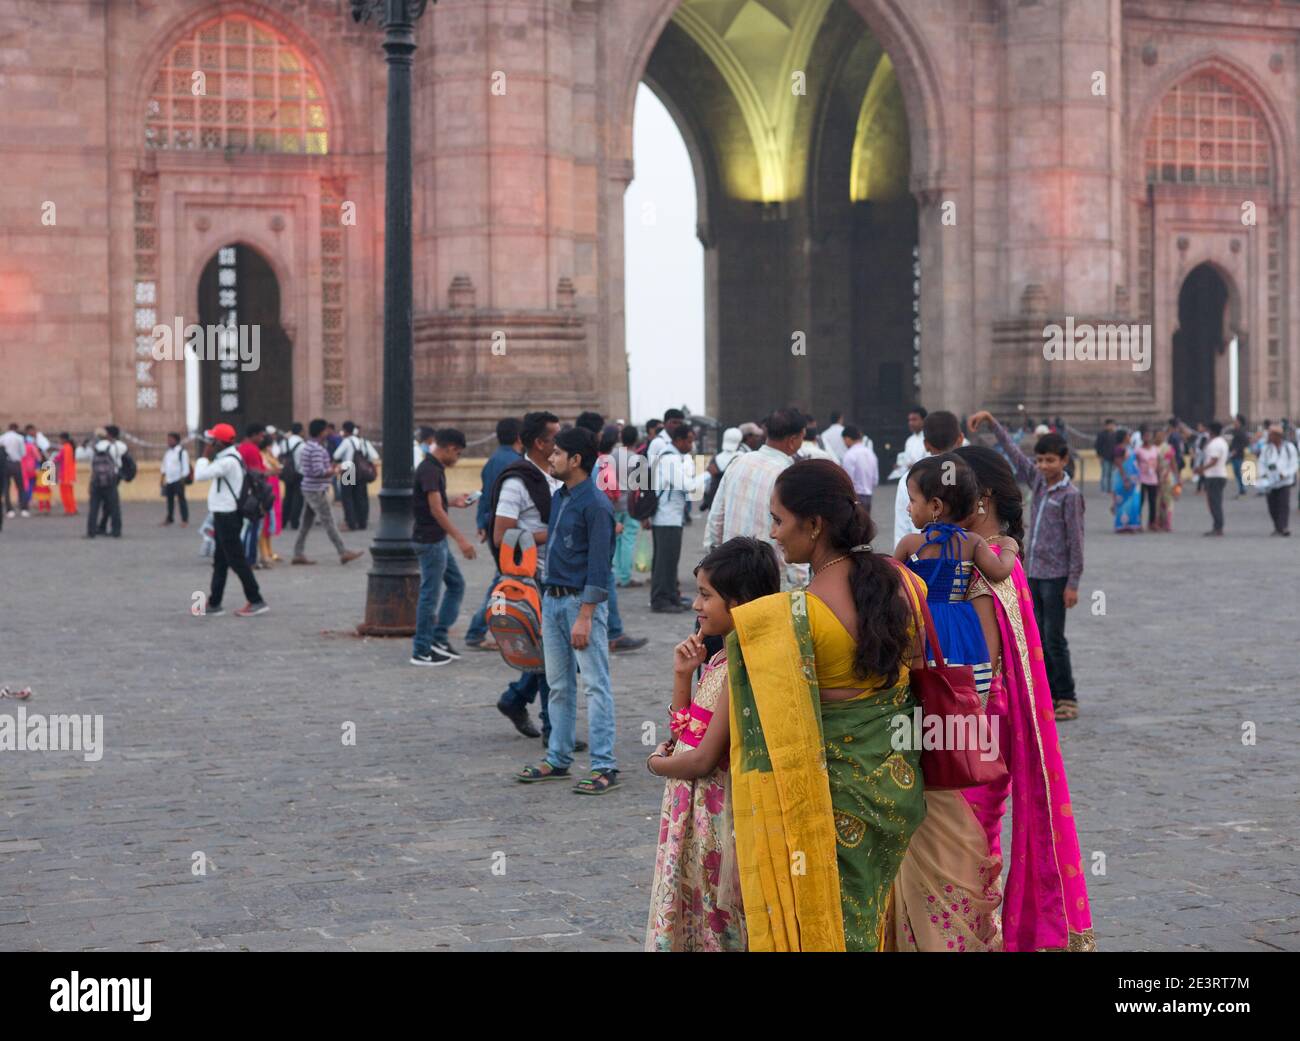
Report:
624,84,705,429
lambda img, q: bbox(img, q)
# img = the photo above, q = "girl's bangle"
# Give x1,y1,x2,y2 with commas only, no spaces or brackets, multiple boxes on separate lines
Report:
646,751,665,775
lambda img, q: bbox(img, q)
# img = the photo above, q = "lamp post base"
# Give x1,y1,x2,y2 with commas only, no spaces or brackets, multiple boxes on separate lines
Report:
357,488,420,636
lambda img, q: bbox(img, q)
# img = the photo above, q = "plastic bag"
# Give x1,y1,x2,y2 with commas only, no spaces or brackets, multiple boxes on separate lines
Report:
633,526,652,573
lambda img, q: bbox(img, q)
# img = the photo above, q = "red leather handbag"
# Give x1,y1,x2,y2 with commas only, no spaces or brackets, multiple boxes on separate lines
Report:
892,562,1009,790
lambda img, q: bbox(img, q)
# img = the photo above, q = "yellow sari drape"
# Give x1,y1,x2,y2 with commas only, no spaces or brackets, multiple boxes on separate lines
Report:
727,592,845,951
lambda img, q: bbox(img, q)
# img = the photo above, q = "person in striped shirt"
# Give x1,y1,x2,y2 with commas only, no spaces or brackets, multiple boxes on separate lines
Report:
292,418,364,566
703,407,808,590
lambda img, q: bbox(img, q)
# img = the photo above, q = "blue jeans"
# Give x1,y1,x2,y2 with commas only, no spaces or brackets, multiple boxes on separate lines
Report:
542,594,615,772
242,517,258,566
498,671,549,733
607,575,623,641
412,540,465,656
1231,456,1245,494
613,511,639,584
1099,458,1114,494
464,574,497,644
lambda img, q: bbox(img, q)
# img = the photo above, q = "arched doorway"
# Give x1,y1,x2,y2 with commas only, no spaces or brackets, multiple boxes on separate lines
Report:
197,244,293,434
628,0,919,444
1173,263,1230,423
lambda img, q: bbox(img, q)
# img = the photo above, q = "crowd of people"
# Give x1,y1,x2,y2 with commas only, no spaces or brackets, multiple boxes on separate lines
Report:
6,396,1293,953
1093,413,1300,537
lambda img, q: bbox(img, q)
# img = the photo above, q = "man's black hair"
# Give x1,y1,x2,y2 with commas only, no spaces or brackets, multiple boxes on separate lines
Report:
670,423,694,444
496,417,521,445
908,406,928,420
520,411,559,452
842,423,862,441
309,418,328,438
245,423,265,438
342,420,356,435
829,410,842,423
764,407,805,440
105,424,121,439
417,425,436,442
663,408,686,422
922,410,961,452
436,427,467,449
554,426,597,473
1208,421,1223,436
621,423,639,447
290,421,304,435
575,411,604,436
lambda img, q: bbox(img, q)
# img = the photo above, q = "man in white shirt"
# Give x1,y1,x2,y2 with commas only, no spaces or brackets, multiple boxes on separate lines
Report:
159,431,191,526
192,422,267,616
281,422,306,529
646,408,685,472
1257,426,1298,536
893,410,963,549
888,407,927,483
841,424,880,514
494,411,564,742
821,411,847,462
1,422,27,517
333,420,379,531
650,424,709,613
1194,421,1230,537
796,422,837,462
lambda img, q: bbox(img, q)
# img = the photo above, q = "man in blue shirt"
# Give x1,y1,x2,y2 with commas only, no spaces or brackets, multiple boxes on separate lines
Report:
463,417,523,651
516,427,619,794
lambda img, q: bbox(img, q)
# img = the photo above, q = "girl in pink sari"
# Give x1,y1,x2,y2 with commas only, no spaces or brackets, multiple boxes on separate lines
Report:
887,446,1095,951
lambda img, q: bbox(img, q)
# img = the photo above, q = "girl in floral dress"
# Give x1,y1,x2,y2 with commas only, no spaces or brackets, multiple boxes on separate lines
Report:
645,537,780,951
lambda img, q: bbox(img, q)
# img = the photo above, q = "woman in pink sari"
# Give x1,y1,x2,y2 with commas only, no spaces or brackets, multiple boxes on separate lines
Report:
887,446,1095,951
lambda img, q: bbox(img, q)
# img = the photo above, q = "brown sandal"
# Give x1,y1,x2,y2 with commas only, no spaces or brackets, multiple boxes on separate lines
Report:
1053,699,1079,721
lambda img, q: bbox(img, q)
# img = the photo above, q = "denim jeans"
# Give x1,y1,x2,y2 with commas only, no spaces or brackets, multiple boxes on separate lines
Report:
1231,456,1245,494
412,540,465,656
613,510,639,584
1204,476,1226,532
464,575,497,644
1028,576,1075,701
498,671,549,734
542,594,615,772
1099,458,1114,495
607,574,623,641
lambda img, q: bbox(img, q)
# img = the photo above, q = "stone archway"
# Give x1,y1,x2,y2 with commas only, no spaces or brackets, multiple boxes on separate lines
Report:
1173,262,1233,424
618,0,939,437
196,243,294,434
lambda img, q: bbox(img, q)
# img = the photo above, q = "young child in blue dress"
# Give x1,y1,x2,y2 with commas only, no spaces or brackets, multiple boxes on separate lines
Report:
893,453,1016,701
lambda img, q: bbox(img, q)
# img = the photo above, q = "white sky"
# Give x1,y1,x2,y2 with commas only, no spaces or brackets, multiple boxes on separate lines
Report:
623,84,705,429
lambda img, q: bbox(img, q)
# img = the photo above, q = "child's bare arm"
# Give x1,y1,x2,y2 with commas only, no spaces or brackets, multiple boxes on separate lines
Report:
971,534,1015,582
652,684,731,781
988,534,1020,558
670,633,706,712
894,532,923,561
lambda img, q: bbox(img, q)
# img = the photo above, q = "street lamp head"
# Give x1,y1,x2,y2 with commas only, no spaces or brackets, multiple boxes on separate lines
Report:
351,0,434,25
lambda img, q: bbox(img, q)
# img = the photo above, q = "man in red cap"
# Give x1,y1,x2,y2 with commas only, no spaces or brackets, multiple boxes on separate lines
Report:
193,422,268,617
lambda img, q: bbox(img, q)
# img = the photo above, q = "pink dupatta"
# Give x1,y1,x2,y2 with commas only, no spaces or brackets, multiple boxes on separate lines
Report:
962,555,1095,951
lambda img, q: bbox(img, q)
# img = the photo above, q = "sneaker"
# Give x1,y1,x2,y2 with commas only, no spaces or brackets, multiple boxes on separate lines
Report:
205,606,226,617
234,602,269,617
410,648,453,667
20,510,29,518
465,638,499,652
432,639,461,660
340,550,364,564
4,511,13,519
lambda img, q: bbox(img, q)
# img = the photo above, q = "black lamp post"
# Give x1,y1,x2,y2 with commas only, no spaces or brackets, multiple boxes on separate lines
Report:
351,0,434,635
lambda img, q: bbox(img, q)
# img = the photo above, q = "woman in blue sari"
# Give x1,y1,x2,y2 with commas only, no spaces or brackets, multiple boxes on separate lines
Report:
1112,431,1142,533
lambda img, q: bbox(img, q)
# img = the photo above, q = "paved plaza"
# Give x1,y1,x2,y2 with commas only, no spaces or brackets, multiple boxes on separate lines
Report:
1,482,1297,952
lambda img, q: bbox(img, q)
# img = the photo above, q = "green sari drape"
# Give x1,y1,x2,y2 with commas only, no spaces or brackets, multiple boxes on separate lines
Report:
728,590,925,951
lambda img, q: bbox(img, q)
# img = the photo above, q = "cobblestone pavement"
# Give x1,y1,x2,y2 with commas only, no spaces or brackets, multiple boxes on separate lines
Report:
1,483,1296,951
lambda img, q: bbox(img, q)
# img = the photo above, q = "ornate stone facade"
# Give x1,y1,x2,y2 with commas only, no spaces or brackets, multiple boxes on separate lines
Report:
1,0,1297,445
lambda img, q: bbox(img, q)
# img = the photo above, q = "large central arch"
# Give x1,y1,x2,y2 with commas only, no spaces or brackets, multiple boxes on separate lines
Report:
615,0,945,441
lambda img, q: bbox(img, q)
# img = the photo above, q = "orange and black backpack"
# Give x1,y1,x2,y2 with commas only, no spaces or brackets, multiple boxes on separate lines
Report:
487,528,546,674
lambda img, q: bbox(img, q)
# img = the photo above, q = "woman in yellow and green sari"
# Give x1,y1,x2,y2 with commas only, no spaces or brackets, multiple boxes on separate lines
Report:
727,459,927,951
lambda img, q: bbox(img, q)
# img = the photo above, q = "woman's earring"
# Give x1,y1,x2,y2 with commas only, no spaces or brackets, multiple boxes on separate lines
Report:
978,499,987,515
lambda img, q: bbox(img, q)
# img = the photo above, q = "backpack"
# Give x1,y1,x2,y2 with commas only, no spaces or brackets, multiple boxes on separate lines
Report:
487,529,546,674
280,439,302,486
118,450,137,482
91,449,117,490
351,438,377,484
627,449,661,521
220,457,275,522
486,460,552,556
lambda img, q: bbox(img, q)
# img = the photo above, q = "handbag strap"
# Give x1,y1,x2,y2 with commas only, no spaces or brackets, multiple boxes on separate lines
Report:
887,557,946,667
